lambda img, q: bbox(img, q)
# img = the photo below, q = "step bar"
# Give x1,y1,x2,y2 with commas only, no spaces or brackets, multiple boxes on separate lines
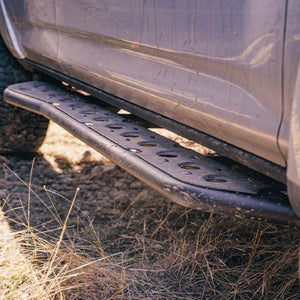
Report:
4,81,300,226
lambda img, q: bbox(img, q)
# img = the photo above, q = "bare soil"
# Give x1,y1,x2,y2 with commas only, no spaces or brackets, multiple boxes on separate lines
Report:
1,122,300,299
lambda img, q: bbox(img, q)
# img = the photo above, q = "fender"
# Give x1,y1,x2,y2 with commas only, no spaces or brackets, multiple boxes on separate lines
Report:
0,0,25,59
288,62,300,217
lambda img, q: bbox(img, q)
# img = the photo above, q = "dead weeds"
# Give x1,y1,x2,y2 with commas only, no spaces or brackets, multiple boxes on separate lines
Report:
0,123,299,299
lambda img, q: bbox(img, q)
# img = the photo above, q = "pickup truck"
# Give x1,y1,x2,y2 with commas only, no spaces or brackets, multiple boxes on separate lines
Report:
0,0,299,227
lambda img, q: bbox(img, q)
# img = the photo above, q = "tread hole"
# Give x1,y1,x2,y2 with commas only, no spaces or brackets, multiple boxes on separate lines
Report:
179,163,201,170
205,175,227,183
93,117,109,122
122,132,140,138
107,125,124,129
158,151,178,158
80,110,95,115
139,142,157,147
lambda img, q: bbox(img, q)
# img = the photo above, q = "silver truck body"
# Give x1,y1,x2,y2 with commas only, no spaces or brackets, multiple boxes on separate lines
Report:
1,1,300,215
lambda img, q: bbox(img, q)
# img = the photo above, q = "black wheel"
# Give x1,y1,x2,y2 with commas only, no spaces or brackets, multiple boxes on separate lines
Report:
0,36,49,154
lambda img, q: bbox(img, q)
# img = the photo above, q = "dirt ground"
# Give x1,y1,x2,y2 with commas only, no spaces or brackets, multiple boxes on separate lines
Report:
1,122,300,299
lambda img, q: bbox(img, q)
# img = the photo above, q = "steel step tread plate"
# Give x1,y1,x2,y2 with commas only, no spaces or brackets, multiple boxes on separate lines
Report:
4,81,299,226
6,81,262,193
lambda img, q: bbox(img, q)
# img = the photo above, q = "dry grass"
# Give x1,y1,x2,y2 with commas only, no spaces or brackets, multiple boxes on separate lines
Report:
0,183,126,299
0,123,300,299
0,220,126,299
1,181,300,299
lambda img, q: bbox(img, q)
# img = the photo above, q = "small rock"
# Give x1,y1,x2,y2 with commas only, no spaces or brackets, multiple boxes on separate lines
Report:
78,184,90,189
10,199,20,205
0,189,7,198
112,190,123,197
113,193,125,201
82,210,89,216
61,176,73,184
114,181,123,188
101,187,111,193
130,181,143,189
102,164,116,173
91,165,103,177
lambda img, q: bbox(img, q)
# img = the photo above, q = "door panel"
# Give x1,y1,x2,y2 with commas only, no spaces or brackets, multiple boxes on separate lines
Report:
3,0,287,165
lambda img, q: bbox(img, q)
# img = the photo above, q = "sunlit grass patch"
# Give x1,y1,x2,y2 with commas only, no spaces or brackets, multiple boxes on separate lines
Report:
0,211,42,299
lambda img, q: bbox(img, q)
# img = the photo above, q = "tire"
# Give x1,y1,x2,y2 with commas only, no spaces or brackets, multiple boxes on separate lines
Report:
0,36,49,154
